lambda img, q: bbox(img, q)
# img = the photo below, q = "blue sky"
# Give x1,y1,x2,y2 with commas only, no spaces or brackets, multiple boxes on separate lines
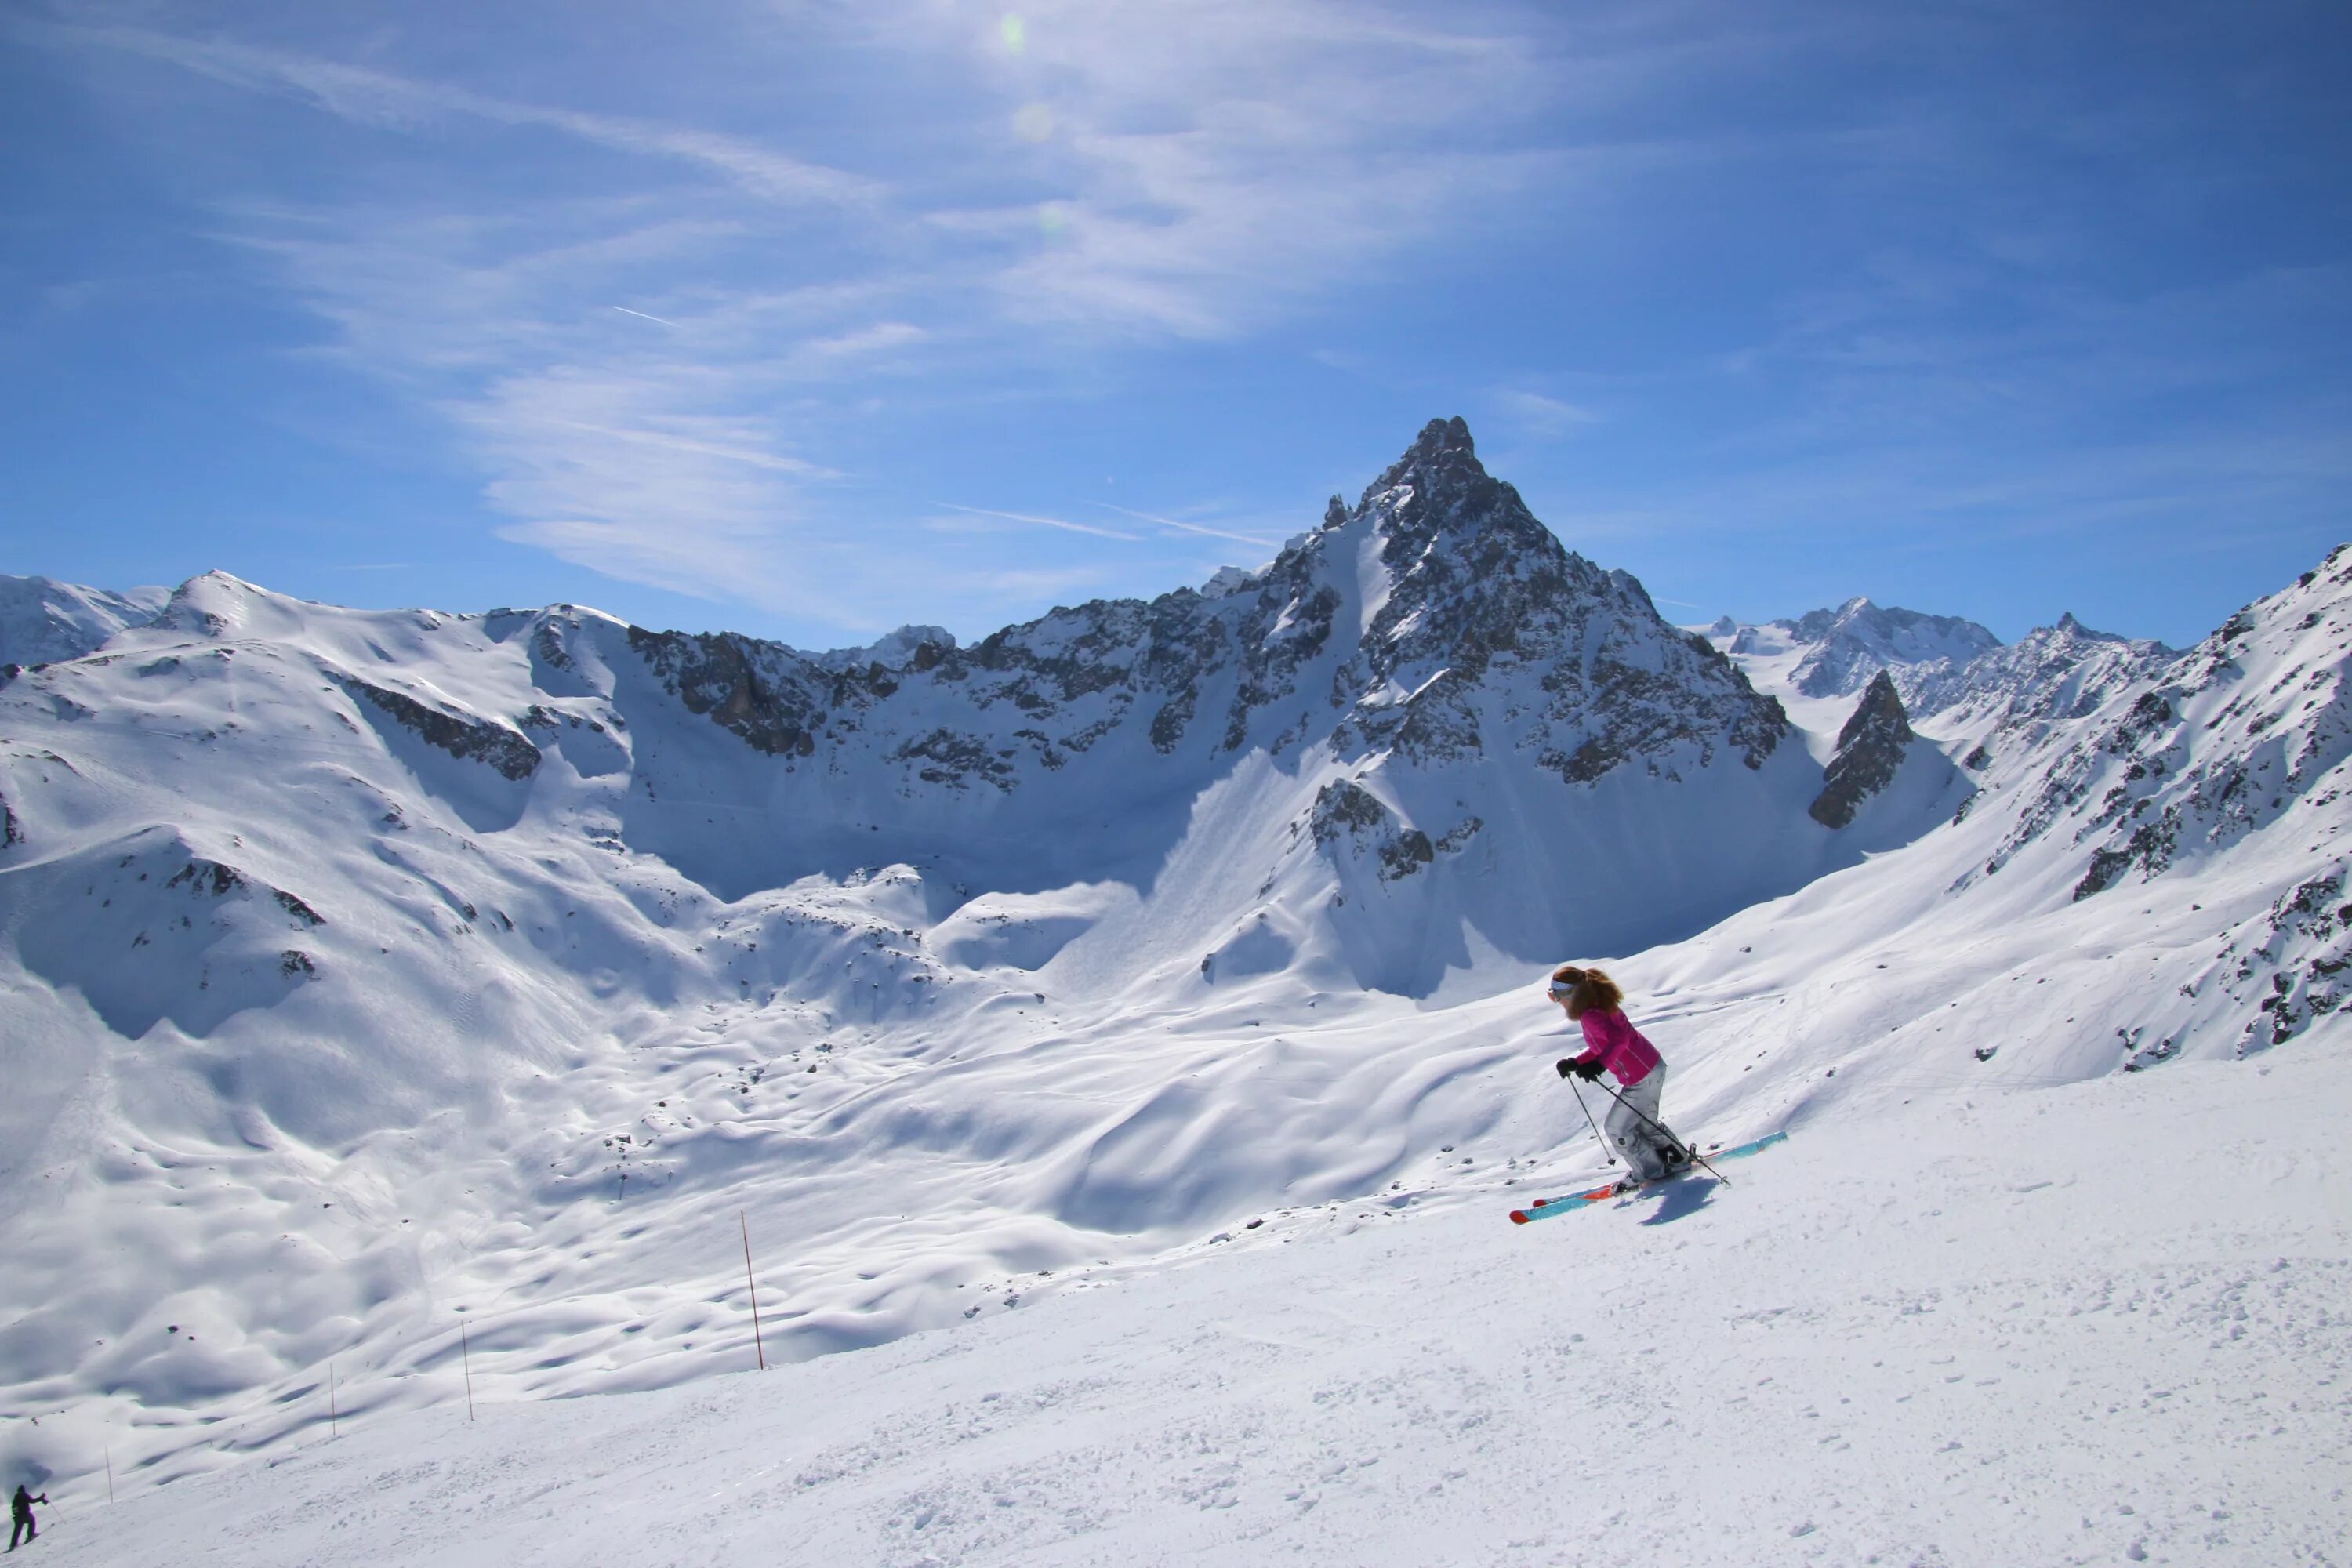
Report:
2,1,2347,650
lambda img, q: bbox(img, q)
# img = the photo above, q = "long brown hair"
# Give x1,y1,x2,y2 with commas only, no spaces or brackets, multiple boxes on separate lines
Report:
1549,963,1624,1020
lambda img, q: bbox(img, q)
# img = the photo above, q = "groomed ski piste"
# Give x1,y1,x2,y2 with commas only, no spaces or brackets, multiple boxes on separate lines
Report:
24,1045,2351,1567
5,424,2352,1563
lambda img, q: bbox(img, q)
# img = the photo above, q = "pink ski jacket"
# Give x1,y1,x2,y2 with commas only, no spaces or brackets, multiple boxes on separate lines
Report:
1573,1008,1661,1087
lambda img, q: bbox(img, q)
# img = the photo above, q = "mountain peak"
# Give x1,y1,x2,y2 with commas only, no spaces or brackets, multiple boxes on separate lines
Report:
1410,416,1475,460
1809,671,1915,829
1361,417,1491,510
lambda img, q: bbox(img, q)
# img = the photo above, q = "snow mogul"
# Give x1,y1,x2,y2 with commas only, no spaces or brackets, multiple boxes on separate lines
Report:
1548,964,1692,1190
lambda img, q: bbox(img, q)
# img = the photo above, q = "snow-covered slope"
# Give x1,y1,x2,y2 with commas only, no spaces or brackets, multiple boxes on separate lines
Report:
1624,546,2352,1157
2,423,2347,1530
23,1040,2352,1568
0,574,167,667
1911,613,2177,768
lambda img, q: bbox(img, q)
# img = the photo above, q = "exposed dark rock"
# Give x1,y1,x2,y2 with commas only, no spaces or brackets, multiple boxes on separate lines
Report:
274,889,326,927
166,858,246,897
1309,779,1389,847
1433,816,1484,852
1378,829,1436,880
339,676,542,780
2072,844,2135,901
1308,779,1441,882
625,629,822,757
1809,672,1914,829
532,622,573,673
892,728,1017,791
1553,737,1624,784
2108,691,2175,754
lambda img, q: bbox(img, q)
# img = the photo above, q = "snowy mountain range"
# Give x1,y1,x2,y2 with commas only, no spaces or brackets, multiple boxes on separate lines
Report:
0,575,169,669
1708,596,2003,702
4,419,2349,1530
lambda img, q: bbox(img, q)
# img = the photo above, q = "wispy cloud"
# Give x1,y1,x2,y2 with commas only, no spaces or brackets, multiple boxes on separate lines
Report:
35,20,877,207
23,3,1593,627
962,0,1557,339
1492,390,1597,441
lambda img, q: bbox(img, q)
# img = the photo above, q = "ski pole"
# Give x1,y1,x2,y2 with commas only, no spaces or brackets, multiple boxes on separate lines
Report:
1564,1076,1616,1165
1587,1075,1731,1188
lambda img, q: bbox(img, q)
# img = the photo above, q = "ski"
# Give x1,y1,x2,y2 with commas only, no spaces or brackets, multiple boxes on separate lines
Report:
1508,1131,1788,1224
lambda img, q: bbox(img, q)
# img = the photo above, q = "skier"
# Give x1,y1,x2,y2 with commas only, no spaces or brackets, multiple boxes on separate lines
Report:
8,1485,44,1552
1548,964,1690,1192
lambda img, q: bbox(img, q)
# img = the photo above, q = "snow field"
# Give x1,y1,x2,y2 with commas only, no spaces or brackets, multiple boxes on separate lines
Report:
23,1040,2349,1568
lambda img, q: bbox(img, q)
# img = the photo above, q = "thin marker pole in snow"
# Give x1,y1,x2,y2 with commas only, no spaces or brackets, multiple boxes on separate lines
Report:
741,1210,768,1371
103,1440,114,1504
460,1321,477,1420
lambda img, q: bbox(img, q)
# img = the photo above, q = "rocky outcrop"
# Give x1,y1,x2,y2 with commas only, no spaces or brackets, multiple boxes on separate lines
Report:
1307,779,1437,881
339,676,543,781
1809,673,1914,828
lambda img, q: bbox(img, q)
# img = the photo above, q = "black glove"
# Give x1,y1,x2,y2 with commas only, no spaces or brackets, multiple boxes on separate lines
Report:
1573,1058,1603,1083
1554,1058,1575,1079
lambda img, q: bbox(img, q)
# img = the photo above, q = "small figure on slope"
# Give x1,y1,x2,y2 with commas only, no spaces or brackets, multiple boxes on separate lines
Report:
1548,964,1691,1192
8,1485,45,1552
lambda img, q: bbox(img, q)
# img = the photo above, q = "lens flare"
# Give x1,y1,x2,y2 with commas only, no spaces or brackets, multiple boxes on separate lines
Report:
1000,14,1025,52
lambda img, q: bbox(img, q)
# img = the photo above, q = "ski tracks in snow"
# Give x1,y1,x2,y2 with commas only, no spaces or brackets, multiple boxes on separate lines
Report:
35,1048,2351,1567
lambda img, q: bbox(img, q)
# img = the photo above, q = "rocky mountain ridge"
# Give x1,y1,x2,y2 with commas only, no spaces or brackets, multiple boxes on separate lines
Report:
624,418,1788,800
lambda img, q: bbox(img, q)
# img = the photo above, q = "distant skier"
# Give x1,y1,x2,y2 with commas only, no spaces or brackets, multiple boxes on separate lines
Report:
8,1485,44,1552
1548,964,1690,1191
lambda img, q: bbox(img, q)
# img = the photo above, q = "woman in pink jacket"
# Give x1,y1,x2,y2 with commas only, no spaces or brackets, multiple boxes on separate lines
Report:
1550,964,1692,1189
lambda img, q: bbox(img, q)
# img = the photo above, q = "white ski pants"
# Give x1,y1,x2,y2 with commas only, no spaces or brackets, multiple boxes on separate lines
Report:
1604,1066,1675,1181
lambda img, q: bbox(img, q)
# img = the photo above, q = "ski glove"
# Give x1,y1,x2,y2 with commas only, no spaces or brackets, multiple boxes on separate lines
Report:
1572,1058,1604,1083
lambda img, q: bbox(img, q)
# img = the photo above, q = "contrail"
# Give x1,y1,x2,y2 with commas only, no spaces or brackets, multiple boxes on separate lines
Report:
610,305,676,326
1093,503,1276,548
935,503,1140,542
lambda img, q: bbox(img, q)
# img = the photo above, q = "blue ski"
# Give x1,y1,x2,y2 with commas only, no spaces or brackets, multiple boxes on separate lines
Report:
1508,1131,1789,1224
